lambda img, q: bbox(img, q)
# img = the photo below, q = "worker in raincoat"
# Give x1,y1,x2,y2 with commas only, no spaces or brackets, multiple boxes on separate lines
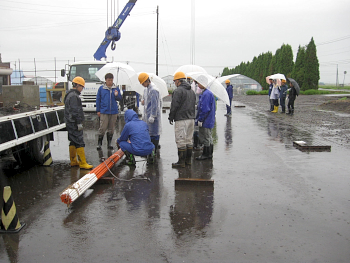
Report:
286,81,298,115
279,79,288,113
195,76,216,160
139,72,162,163
64,76,93,169
96,73,123,150
116,109,154,165
225,79,233,116
270,79,280,113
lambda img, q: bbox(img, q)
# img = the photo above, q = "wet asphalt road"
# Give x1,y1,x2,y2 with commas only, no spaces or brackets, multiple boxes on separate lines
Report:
0,100,349,263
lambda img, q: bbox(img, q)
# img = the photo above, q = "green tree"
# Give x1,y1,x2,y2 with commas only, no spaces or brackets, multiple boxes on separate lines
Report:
279,44,294,77
222,67,230,76
291,45,306,89
303,37,320,90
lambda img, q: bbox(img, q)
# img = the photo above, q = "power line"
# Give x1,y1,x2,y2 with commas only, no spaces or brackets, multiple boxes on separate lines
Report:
1,0,104,11
316,35,350,46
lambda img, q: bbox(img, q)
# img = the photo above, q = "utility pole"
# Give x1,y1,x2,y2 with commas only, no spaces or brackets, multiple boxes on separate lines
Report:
336,64,339,87
34,58,37,85
156,5,159,75
190,0,195,65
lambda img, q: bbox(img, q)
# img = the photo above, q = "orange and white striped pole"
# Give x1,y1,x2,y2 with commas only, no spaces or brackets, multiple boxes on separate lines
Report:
60,149,124,206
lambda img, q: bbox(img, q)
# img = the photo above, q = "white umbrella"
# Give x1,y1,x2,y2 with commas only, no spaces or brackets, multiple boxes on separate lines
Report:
174,65,207,77
266,73,286,87
136,73,169,98
217,74,241,83
268,73,286,80
187,72,230,106
95,62,143,94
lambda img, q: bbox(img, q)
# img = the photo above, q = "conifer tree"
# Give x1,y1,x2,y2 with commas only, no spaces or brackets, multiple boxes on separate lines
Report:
303,37,319,90
279,44,294,77
292,45,306,89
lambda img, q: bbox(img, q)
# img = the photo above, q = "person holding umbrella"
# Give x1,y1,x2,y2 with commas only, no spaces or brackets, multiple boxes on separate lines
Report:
224,79,233,116
169,71,196,168
286,78,300,115
195,75,216,160
270,79,280,113
96,73,123,150
279,79,289,113
138,72,162,163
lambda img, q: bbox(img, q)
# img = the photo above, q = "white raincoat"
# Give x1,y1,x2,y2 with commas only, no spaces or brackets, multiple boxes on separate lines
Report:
270,83,280,100
143,82,162,136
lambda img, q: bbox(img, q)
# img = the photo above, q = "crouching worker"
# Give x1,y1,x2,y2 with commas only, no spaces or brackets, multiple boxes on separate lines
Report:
116,109,155,165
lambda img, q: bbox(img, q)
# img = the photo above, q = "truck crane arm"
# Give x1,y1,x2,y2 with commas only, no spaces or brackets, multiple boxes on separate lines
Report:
94,0,137,61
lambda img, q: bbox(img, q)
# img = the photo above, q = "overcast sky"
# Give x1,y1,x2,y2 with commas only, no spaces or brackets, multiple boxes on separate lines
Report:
1,0,349,84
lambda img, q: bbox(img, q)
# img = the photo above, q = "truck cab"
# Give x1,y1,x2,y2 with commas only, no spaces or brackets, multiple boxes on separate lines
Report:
64,61,107,112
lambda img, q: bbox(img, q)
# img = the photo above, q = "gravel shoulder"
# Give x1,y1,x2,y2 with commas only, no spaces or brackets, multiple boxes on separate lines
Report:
233,94,350,148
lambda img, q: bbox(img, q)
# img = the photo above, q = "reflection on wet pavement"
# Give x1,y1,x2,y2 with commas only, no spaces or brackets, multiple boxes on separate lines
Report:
1,102,349,262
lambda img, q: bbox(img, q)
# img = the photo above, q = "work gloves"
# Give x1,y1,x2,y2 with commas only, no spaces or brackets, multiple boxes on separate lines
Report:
148,116,155,124
77,124,83,131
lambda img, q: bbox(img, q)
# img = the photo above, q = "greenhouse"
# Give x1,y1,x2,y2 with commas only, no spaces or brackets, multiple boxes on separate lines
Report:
225,74,262,94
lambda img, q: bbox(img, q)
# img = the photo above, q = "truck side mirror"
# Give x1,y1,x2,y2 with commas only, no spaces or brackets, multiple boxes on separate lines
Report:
61,69,66,77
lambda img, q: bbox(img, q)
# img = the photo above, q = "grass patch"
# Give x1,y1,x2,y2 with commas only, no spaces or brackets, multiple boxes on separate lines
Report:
245,89,350,95
320,85,350,90
246,90,268,95
300,89,331,95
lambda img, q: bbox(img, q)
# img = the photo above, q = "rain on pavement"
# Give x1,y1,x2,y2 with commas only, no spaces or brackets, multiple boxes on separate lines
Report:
0,99,349,263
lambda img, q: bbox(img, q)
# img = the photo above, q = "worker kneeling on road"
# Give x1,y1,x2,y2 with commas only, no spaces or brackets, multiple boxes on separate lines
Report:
116,109,155,165
64,76,93,169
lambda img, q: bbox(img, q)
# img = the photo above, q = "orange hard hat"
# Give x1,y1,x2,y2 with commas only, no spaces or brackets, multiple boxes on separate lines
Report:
138,72,149,84
173,71,186,81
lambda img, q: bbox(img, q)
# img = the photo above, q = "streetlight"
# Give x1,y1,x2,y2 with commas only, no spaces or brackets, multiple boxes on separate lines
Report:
343,71,347,86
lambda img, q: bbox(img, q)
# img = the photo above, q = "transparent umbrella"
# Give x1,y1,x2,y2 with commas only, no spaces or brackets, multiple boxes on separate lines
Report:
187,72,230,106
217,74,241,83
95,62,143,94
266,73,286,86
136,73,169,98
174,65,207,77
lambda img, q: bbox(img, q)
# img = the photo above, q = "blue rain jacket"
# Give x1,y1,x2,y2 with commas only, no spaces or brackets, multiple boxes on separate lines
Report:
117,109,154,156
96,84,122,114
279,84,288,99
196,89,216,129
268,83,273,96
226,84,233,100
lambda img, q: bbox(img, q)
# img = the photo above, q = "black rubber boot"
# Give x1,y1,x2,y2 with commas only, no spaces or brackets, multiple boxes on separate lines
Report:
290,109,294,116
106,132,114,149
97,135,104,150
172,149,186,168
147,149,156,164
208,144,213,159
196,146,210,160
151,139,159,154
286,107,291,115
185,146,193,165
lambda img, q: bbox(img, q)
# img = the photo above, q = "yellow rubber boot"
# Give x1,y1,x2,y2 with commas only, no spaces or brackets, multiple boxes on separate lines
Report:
271,106,278,113
69,145,79,167
76,147,93,169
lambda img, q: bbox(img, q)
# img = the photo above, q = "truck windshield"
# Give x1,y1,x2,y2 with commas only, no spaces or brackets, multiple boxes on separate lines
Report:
69,64,105,83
